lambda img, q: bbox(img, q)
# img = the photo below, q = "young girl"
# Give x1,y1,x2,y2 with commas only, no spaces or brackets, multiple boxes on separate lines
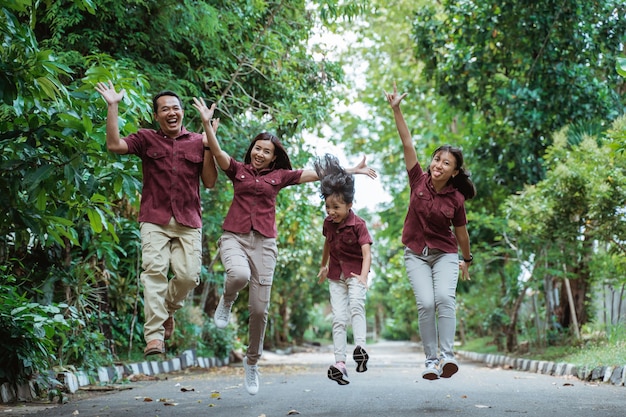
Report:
315,154,372,386
385,82,475,380
192,98,376,395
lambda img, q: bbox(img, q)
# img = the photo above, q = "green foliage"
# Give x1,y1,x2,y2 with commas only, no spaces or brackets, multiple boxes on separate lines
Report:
2,0,369,388
412,0,626,192
0,273,73,388
507,117,626,262
617,57,626,78
502,116,626,347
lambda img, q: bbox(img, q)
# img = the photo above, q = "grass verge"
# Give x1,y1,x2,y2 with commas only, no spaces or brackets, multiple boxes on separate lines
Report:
460,332,626,369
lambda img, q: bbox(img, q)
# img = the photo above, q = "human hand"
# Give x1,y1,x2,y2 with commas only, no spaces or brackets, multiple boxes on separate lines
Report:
317,266,329,284
352,156,377,179
192,97,216,124
384,81,408,109
350,272,369,289
95,80,125,105
459,261,471,281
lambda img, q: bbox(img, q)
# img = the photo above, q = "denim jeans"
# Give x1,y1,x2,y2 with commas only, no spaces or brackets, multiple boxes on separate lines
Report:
404,247,459,364
329,276,367,363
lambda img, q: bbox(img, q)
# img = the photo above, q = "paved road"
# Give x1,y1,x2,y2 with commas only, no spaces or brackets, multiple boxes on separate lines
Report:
4,341,625,417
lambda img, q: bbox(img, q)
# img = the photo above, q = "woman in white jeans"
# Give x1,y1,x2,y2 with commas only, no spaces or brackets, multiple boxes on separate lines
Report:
385,83,476,380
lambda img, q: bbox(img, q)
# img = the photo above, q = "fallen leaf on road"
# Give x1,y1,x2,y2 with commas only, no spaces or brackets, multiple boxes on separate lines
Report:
563,383,574,386
287,410,300,415
461,395,468,398
181,386,195,392
163,402,178,406
143,397,153,402
211,391,221,399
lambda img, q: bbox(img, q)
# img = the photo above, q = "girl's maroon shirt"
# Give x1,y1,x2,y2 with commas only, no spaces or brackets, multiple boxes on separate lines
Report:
402,161,467,254
222,158,303,238
322,210,372,281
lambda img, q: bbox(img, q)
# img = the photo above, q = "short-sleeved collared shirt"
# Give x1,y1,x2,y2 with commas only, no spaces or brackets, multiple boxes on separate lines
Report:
323,210,373,281
124,127,204,228
402,162,467,254
222,158,303,238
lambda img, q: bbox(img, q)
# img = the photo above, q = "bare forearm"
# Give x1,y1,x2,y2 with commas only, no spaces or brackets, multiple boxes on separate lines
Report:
392,106,411,145
320,242,330,267
392,106,418,170
201,150,218,188
455,226,471,260
200,119,230,170
105,103,128,154
360,250,372,279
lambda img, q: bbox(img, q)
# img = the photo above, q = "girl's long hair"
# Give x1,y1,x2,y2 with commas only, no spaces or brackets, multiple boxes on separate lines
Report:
428,145,476,200
314,154,355,204
244,132,292,170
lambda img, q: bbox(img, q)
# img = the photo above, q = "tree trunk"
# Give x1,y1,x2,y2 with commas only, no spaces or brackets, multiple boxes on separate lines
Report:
618,284,625,325
557,274,589,331
563,277,581,340
506,283,530,352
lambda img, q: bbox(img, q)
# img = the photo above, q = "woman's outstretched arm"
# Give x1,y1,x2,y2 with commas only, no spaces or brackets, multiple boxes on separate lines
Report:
385,82,418,171
192,97,231,171
298,156,377,184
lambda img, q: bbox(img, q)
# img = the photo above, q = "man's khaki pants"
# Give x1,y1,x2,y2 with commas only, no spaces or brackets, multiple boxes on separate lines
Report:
140,218,201,342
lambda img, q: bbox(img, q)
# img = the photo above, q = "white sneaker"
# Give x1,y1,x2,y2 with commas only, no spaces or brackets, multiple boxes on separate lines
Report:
243,357,259,395
440,358,459,378
422,360,440,380
214,296,233,329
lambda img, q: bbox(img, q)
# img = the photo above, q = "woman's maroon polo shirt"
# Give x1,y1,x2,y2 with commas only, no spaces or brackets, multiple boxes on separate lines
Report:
402,162,467,255
222,158,303,238
322,210,372,281
124,127,205,228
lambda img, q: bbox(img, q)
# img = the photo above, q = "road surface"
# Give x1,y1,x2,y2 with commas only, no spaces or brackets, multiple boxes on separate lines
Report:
2,341,624,417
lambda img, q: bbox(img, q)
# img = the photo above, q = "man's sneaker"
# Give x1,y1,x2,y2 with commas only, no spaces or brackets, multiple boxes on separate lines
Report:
327,362,350,385
214,296,233,329
421,361,440,381
243,357,259,395
440,358,459,378
353,345,369,373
